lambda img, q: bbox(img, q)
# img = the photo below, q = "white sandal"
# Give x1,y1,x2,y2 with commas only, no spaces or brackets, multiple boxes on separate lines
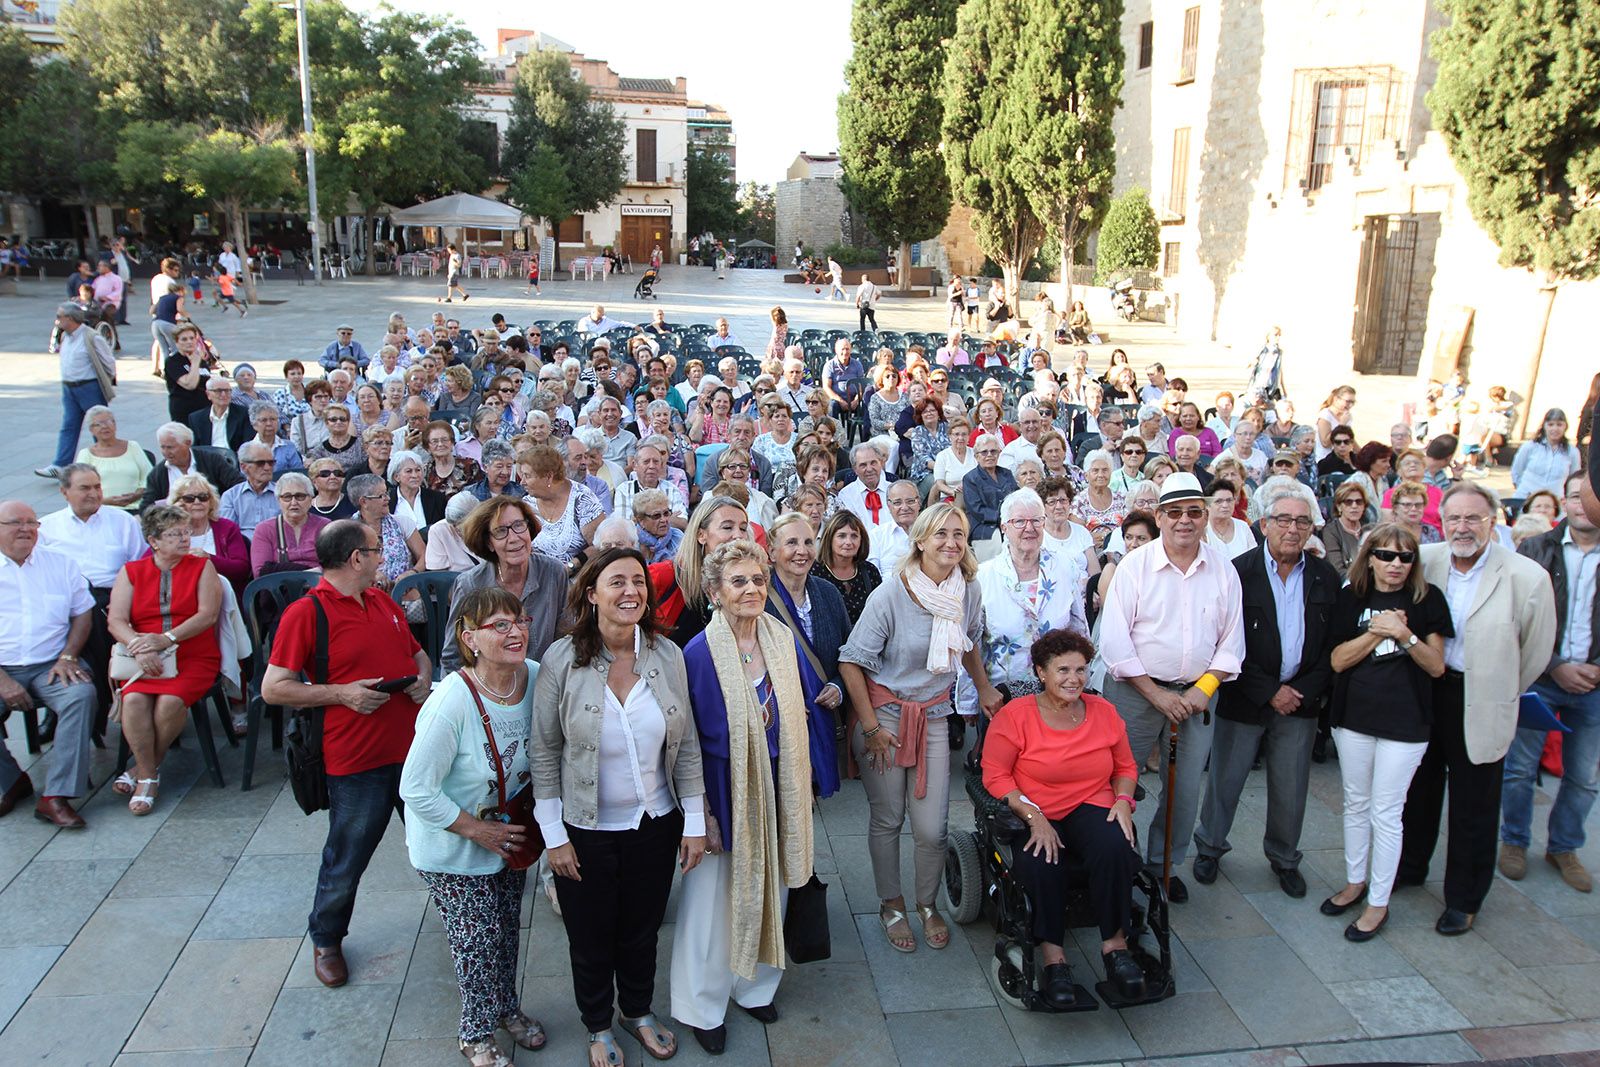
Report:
112,771,136,796
457,1037,511,1067
128,777,159,816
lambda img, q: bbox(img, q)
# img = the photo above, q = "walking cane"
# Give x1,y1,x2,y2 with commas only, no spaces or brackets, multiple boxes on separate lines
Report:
1162,719,1179,899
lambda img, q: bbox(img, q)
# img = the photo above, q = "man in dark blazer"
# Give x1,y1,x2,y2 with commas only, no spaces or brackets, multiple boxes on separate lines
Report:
185,377,252,453
1193,479,1339,897
140,423,242,511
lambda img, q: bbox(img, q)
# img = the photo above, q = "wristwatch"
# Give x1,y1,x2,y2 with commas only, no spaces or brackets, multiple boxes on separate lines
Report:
1404,634,1419,650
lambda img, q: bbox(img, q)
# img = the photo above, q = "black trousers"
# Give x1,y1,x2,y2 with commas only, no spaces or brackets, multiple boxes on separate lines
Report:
1397,672,1502,913
1010,803,1139,945
86,586,115,740
859,306,877,332
554,809,683,1031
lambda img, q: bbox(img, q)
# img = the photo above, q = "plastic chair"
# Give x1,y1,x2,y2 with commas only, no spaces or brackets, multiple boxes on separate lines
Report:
239,571,318,791
392,571,458,682
115,680,234,789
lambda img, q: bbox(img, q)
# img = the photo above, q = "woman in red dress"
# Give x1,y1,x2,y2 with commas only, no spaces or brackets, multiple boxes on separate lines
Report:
107,505,223,815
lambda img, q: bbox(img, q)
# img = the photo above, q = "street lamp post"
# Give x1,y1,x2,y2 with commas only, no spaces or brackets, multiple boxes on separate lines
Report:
293,0,323,283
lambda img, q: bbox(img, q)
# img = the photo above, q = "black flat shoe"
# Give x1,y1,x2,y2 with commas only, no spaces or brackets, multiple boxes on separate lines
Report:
1320,886,1367,916
1274,866,1307,899
1435,908,1475,936
1102,949,1146,1001
1192,855,1219,885
1345,910,1390,942
740,1002,778,1024
691,1025,727,1055
948,716,965,752
1040,962,1076,1009
1164,875,1188,903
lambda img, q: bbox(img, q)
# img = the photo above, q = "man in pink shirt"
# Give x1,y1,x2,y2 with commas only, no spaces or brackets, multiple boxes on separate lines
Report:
91,261,124,350
1098,472,1246,903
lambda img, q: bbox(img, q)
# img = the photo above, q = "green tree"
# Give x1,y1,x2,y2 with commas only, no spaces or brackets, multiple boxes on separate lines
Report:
505,143,573,237
502,48,627,267
687,145,739,238
1429,0,1600,436
0,25,35,119
0,59,121,247
1008,0,1124,304
1095,186,1160,282
837,0,957,291
737,181,776,244
941,0,1045,298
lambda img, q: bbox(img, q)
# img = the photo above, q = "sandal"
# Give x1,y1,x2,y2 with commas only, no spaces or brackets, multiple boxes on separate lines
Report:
880,904,916,953
458,1037,512,1067
128,777,159,816
620,1011,677,1060
112,771,136,796
588,1029,624,1067
917,903,950,950
497,1010,545,1051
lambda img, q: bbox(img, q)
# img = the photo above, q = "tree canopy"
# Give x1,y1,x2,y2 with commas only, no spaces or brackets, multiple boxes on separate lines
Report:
1095,186,1160,282
502,48,627,229
687,144,739,238
837,0,957,288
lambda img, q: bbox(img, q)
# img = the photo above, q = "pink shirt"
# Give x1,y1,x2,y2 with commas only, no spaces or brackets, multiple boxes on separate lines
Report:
1098,539,1245,685
92,272,124,309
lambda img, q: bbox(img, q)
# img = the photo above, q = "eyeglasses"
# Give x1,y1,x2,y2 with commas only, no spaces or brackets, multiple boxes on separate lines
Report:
1266,514,1315,530
498,386,516,394
1161,506,1208,520
640,510,671,522
1122,449,1145,457
353,546,383,557
242,459,274,467
1006,517,1044,528
176,493,209,504
721,463,750,474
490,520,530,540
0,519,40,530
1443,514,1492,528
1370,548,1416,564
1338,497,1365,507
326,416,350,424
279,492,310,501
475,616,533,635
1392,499,1426,509
314,470,345,479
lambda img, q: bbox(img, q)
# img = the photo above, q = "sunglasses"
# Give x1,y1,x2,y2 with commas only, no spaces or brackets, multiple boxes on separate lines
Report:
315,470,345,479
176,493,209,504
279,492,310,501
1161,506,1208,520
1370,548,1416,564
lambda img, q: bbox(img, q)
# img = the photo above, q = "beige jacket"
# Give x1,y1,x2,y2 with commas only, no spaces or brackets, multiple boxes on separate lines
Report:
529,631,705,828
1421,543,1556,764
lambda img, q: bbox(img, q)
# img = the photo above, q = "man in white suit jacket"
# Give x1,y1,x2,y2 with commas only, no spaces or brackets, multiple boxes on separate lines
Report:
1399,483,1555,936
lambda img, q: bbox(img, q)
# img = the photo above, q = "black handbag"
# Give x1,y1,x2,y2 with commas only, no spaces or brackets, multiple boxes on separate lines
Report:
784,874,832,964
285,599,331,815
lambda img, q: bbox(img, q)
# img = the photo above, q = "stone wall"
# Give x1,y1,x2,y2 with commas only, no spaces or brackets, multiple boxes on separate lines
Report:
776,178,847,259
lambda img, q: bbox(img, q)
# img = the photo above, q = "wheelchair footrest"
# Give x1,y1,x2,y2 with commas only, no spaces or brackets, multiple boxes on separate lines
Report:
1032,983,1100,1014
1094,948,1176,1009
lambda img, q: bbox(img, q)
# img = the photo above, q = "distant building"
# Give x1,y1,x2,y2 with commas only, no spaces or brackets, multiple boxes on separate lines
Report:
688,101,736,173
472,29,692,263
1107,0,1593,427
776,152,849,264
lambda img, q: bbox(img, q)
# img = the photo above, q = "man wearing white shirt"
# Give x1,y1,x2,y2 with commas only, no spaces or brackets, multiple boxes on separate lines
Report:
577,304,627,336
612,438,688,530
710,317,743,351
217,241,243,281
854,275,880,331
999,406,1048,471
0,501,97,828
776,355,813,417
868,480,920,575
837,442,896,534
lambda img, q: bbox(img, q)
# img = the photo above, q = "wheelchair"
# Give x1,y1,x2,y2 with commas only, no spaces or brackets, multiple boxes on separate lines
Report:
944,711,1175,1014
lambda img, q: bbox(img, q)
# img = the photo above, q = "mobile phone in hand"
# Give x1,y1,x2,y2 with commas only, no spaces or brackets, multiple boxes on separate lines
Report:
374,675,418,694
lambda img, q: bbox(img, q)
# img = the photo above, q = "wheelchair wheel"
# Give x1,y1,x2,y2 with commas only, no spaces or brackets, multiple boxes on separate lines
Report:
96,321,116,346
988,939,1030,1010
945,829,984,924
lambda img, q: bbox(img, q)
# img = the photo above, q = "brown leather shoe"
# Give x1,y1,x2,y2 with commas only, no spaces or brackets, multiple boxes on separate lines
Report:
313,945,348,987
1498,843,1527,880
1548,851,1593,893
0,774,33,817
33,796,86,829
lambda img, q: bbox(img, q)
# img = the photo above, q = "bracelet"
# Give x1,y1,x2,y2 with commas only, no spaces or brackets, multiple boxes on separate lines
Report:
163,631,178,646
1193,672,1221,698
862,724,882,739
1114,793,1137,813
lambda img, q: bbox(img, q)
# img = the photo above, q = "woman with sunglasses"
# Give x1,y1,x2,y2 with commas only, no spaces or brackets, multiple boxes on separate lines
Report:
305,458,357,520
1109,438,1149,495
1323,482,1374,578
305,402,365,468
1322,524,1449,942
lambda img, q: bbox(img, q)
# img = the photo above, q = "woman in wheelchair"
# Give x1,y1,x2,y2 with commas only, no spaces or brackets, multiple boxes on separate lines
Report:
981,628,1147,1008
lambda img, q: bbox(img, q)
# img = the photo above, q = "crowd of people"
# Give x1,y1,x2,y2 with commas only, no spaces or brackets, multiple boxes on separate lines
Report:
7,295,1595,1067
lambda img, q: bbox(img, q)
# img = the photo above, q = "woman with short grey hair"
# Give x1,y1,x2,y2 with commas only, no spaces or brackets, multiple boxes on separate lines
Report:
249,472,327,577
76,404,151,510
348,472,424,595
424,490,485,574
389,450,445,531
468,439,522,501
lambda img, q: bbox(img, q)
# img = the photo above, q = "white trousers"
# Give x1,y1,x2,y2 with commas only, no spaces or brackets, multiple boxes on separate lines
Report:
669,851,785,1030
1333,727,1429,907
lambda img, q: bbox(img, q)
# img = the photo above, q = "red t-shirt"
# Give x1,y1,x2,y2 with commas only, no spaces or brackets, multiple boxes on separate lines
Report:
969,424,1021,447
981,694,1137,820
269,579,423,776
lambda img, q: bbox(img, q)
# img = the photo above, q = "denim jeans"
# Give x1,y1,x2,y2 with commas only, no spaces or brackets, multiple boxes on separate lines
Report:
55,379,107,467
1502,680,1600,855
308,763,404,948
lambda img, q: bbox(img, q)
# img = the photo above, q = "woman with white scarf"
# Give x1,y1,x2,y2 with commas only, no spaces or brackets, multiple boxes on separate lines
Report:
839,503,1003,955
673,540,815,1057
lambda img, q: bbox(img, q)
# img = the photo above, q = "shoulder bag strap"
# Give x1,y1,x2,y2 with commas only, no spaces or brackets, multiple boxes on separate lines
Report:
460,671,508,810
276,517,289,564
307,597,329,750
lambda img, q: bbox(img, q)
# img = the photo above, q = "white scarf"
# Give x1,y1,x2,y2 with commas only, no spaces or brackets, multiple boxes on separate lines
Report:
905,565,972,674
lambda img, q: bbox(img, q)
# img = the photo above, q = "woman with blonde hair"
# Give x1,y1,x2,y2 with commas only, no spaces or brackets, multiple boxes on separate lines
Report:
649,494,751,647
839,503,1002,954
167,473,250,595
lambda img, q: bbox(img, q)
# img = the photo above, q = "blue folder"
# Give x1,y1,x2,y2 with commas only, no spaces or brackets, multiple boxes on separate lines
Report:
1519,692,1571,734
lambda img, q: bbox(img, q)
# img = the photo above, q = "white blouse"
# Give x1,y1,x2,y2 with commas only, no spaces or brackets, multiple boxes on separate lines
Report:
1206,517,1258,560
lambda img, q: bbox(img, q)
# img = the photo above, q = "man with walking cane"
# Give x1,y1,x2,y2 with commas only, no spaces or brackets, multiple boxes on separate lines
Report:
1099,473,1246,902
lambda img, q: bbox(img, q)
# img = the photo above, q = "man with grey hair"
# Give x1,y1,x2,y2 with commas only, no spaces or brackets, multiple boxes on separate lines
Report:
220,440,282,532
140,421,241,510
327,368,358,416
837,440,896,533
188,374,251,452
868,479,922,575
776,353,813,417
595,394,638,468
613,436,687,528
592,513,640,551
563,435,614,515
726,413,772,491
821,336,865,445
246,401,305,476
37,302,116,480
1402,482,1556,935
1194,476,1340,898
1000,404,1049,472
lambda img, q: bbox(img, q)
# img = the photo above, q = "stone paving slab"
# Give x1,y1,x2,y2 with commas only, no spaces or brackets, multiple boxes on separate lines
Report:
1184,936,1361,1046
1325,975,1472,1039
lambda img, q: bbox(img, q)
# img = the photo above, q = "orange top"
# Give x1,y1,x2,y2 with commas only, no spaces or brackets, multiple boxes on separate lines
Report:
218,273,235,296
981,694,1137,820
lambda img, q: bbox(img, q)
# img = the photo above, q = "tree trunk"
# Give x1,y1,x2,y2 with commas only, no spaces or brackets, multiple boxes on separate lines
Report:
1000,260,1023,308
364,214,378,276
1060,209,1076,311
897,239,911,294
79,194,99,253
228,201,258,305
1514,282,1559,440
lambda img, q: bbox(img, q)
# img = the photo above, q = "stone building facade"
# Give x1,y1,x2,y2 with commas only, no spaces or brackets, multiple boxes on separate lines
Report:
1110,0,1596,433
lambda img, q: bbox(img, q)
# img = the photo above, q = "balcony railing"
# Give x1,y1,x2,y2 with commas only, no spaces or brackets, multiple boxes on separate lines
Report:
630,161,679,186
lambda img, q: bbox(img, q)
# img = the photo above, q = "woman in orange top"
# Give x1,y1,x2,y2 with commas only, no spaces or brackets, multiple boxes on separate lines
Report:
982,628,1145,1008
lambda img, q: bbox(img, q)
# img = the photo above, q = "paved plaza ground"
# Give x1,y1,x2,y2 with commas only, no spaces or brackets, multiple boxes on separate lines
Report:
0,266,1580,1066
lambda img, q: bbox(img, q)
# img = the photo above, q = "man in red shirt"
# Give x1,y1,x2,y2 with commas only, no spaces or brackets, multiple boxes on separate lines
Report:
263,520,431,987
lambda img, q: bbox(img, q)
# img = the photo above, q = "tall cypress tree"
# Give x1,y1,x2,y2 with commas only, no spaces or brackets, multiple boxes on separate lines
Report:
1429,0,1600,435
837,0,958,291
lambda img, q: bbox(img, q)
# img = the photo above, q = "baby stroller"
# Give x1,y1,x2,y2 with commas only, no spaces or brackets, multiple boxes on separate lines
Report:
945,705,1175,1014
633,267,660,300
